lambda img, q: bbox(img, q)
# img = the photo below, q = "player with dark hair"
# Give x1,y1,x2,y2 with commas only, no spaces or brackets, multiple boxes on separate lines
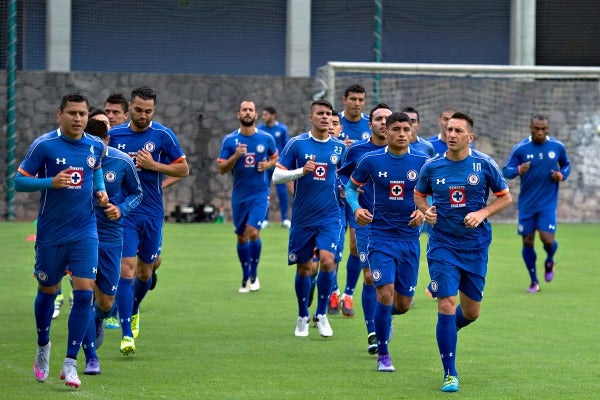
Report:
502,114,571,292
339,83,370,144
273,99,346,338
346,112,428,371
218,100,278,293
401,106,435,157
108,86,188,355
415,112,512,392
15,92,108,388
104,93,129,128
427,108,456,156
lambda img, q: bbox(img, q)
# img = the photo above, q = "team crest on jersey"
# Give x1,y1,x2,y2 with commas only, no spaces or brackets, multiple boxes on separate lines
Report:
467,173,480,185
37,271,48,282
86,155,96,168
330,154,339,164
105,171,116,182
313,162,327,181
244,153,256,167
389,181,405,200
66,167,84,189
361,132,370,140
144,142,155,152
288,253,297,263
359,252,367,263
371,269,382,282
548,151,556,159
256,144,265,153
407,170,418,181
449,186,466,207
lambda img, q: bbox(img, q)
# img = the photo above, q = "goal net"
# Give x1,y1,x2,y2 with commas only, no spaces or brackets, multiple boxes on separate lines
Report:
315,62,600,222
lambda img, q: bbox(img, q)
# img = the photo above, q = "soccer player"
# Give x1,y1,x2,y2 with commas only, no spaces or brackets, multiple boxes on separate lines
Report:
104,93,129,128
108,86,189,355
15,93,108,388
346,112,428,371
218,100,278,293
257,106,291,228
502,114,571,292
427,108,456,156
80,118,143,375
273,99,346,338
401,106,435,157
337,103,391,353
414,112,512,392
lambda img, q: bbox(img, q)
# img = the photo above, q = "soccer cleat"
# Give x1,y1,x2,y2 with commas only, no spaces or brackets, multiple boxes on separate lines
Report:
377,354,395,372
238,280,250,293
83,358,101,375
315,314,333,337
105,316,120,329
34,342,51,382
341,294,355,317
131,312,140,339
441,375,459,392
367,332,378,354
95,318,105,349
527,283,540,293
261,220,270,229
60,358,81,388
120,336,135,356
281,219,291,229
250,277,260,292
149,269,158,290
327,292,340,314
544,261,555,282
294,316,309,337
52,294,64,319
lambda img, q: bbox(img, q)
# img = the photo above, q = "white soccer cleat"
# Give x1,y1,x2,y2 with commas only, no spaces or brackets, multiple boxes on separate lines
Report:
59,358,81,388
281,219,291,229
315,314,333,337
238,280,250,293
34,342,51,382
294,316,309,337
250,277,260,292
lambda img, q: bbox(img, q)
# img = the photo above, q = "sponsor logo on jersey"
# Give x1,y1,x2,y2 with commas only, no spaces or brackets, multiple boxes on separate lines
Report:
449,186,466,207
313,162,327,180
389,181,405,200
244,153,256,167
66,167,84,189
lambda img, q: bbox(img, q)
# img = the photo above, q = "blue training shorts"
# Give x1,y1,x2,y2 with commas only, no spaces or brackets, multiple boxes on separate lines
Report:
122,214,163,264
518,208,557,236
34,237,98,286
232,198,268,236
368,238,420,297
288,220,344,265
96,243,122,296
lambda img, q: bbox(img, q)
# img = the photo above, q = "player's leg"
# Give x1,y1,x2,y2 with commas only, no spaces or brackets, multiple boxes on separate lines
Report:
275,182,290,226
538,209,558,282
328,210,346,314
232,201,251,291
342,225,360,317
519,213,539,292
246,199,267,291
356,228,376,352
290,225,314,337
314,249,336,337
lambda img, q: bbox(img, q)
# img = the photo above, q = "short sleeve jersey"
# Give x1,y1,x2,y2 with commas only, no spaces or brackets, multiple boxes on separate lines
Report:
351,147,429,240
339,112,371,142
411,136,435,158
218,128,278,201
256,121,289,153
278,132,346,227
18,129,105,245
95,146,143,244
502,136,570,214
415,149,509,249
108,121,186,216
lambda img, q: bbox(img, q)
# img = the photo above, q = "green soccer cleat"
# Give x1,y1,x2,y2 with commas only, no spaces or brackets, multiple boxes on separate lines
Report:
120,336,135,356
131,312,140,339
441,375,459,392
104,316,120,329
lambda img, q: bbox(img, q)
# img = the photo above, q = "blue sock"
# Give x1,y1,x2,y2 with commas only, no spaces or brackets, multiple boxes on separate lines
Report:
544,241,558,263
522,245,538,283
362,283,377,334
82,307,98,362
455,304,474,331
436,313,458,377
66,290,93,359
316,269,334,316
294,272,311,318
344,254,361,296
276,183,289,220
374,302,392,355
116,277,133,337
249,239,262,278
237,242,250,282
34,290,56,346
132,277,152,315
331,262,339,292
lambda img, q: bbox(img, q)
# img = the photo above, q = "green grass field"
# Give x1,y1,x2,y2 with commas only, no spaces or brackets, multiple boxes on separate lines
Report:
0,221,598,399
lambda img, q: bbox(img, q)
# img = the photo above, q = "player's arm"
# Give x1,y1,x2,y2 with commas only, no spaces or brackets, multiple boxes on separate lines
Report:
15,168,72,192
136,149,189,178
345,179,372,226
272,164,306,184
93,167,109,207
502,146,523,179
217,142,246,174
552,147,571,182
463,190,512,229
162,176,182,188
414,191,437,225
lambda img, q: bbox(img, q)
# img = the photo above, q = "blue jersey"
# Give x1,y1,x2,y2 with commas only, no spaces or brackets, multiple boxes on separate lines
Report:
411,136,435,158
338,138,386,211
502,136,570,214
415,149,509,249
108,121,186,216
351,147,428,240
278,132,346,227
256,121,289,153
218,128,278,201
96,147,143,244
427,135,448,157
18,129,105,245
339,111,371,142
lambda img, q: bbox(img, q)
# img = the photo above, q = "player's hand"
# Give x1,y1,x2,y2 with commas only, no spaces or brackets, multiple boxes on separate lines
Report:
550,169,562,182
463,211,483,228
104,203,121,220
519,161,531,174
408,209,425,227
52,169,72,189
423,206,437,225
96,191,109,207
257,157,268,172
303,159,316,174
235,143,247,158
354,208,373,226
135,149,157,170
338,185,346,198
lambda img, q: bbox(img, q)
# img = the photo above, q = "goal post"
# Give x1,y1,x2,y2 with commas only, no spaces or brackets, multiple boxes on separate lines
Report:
315,62,600,222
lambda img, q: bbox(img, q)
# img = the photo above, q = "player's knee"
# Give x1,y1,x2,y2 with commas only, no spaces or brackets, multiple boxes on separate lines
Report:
297,264,312,278
363,269,374,285
97,295,114,312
